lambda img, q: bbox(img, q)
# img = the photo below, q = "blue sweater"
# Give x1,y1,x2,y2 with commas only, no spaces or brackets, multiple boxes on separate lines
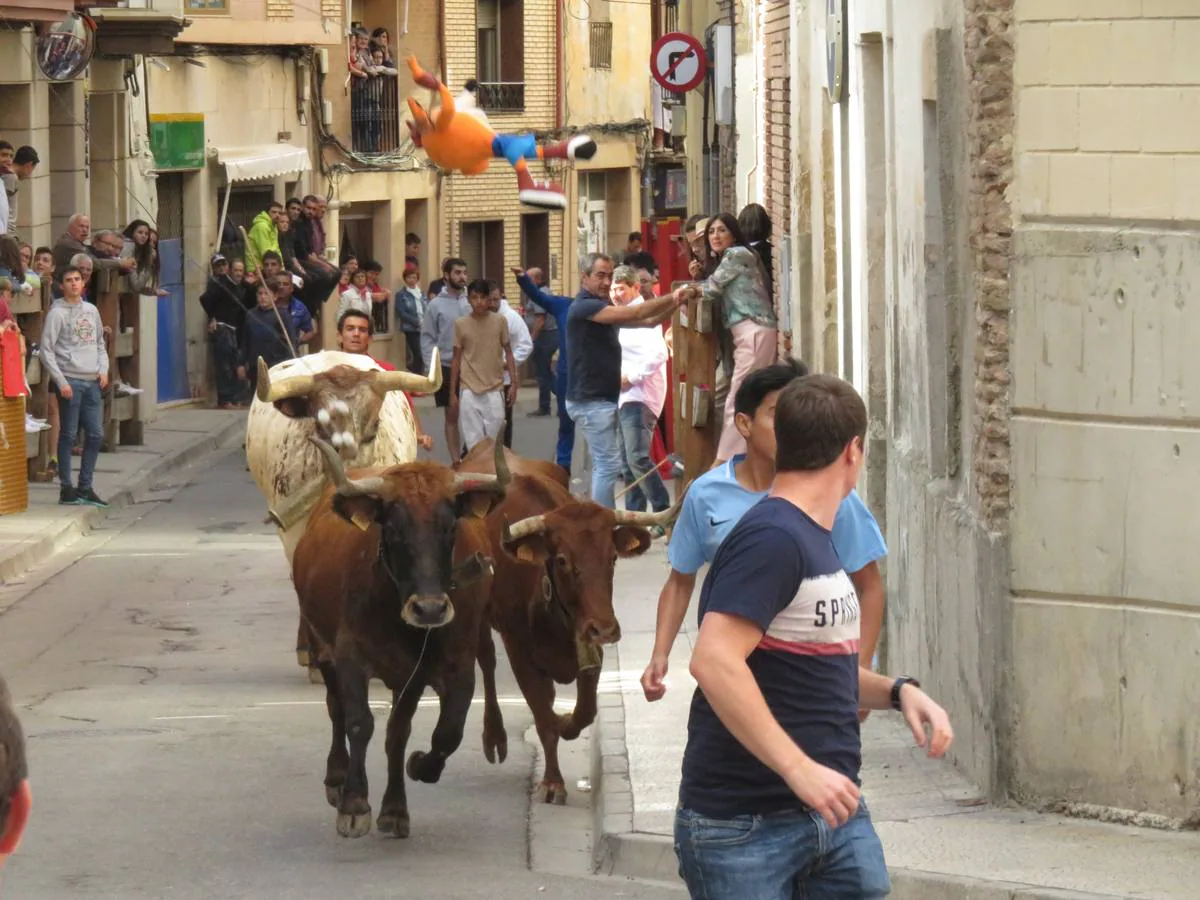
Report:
516,274,572,386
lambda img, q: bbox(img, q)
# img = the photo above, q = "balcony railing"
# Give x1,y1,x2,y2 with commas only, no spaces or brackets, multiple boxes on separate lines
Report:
590,22,613,69
351,73,401,155
477,82,525,113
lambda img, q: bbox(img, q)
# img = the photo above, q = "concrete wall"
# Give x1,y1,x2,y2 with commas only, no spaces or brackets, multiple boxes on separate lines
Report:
1007,1,1200,821
176,0,340,45
828,0,1013,798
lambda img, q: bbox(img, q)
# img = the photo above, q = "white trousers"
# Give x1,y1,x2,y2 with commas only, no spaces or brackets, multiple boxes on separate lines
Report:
460,388,506,452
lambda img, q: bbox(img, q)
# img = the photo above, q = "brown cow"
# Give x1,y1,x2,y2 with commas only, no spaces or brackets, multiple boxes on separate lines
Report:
294,436,510,839
457,439,681,803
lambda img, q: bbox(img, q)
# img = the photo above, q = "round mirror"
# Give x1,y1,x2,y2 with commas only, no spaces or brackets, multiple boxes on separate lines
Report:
36,13,96,82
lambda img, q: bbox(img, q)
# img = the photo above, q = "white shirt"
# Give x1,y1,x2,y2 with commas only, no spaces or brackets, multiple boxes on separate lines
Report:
497,299,532,386
618,299,669,416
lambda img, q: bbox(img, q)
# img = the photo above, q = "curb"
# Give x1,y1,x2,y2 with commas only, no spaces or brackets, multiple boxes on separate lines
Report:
591,645,1141,899
0,416,245,586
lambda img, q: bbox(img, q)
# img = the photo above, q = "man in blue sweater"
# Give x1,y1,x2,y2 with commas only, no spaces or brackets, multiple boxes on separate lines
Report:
513,265,574,474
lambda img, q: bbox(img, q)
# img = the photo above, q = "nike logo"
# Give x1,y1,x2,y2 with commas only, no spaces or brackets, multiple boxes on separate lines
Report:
709,517,729,527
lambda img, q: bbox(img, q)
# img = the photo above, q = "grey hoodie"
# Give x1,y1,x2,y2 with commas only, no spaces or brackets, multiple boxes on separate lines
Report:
41,298,108,390
419,286,469,369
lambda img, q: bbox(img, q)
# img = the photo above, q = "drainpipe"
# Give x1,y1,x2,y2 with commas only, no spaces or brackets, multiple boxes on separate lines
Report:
555,0,564,130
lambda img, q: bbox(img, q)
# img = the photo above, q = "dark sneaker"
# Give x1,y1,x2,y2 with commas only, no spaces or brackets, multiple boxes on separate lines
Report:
76,488,108,508
59,485,83,506
527,409,551,417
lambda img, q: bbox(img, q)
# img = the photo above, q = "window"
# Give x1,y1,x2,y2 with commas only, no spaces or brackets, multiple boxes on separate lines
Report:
589,0,612,69
476,0,525,112
461,220,505,284
185,0,228,12
589,23,612,69
520,213,550,275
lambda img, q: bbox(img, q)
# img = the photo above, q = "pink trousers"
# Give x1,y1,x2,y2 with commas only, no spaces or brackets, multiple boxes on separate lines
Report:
716,320,779,460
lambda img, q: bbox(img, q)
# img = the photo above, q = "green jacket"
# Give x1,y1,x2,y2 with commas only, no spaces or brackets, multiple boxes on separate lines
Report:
244,210,280,274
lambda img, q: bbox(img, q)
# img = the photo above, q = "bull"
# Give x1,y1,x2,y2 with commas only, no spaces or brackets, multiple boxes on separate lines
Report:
295,435,510,839
244,350,441,672
457,439,682,804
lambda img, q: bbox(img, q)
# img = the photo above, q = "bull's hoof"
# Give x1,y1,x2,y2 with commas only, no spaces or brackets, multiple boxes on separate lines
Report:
336,808,373,838
558,712,584,742
308,665,324,685
325,784,341,807
406,750,446,784
297,648,312,667
377,810,411,839
534,779,568,806
482,728,508,765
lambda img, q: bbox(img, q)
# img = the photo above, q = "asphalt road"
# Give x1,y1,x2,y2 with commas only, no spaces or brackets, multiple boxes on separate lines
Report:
0,403,679,899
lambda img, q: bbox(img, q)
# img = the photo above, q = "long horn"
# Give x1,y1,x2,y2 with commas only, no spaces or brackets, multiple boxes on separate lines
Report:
613,483,690,528
450,436,511,495
373,348,443,395
309,435,385,498
502,513,548,544
259,358,317,403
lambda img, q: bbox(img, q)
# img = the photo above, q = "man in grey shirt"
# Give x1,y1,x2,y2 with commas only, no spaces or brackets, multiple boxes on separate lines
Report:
522,267,557,417
40,266,109,508
420,257,469,461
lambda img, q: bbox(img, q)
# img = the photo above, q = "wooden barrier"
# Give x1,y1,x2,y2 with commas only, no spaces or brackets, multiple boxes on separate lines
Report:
94,268,146,449
670,281,719,486
17,278,52,479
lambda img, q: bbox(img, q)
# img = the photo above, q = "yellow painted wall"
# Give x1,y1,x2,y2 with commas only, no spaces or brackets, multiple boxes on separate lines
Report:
178,0,341,46
562,0,652,127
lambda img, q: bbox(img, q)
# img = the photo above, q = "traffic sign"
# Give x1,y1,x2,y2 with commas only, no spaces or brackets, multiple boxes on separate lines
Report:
651,32,708,94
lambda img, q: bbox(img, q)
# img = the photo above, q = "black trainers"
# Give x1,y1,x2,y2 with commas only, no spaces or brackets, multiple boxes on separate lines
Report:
59,485,82,506
76,487,108,508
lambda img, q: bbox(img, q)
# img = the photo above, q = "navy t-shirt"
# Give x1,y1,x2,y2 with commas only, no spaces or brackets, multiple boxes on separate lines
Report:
679,497,862,818
566,291,622,403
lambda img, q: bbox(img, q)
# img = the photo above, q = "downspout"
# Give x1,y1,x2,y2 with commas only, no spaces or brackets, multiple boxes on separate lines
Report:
555,0,564,130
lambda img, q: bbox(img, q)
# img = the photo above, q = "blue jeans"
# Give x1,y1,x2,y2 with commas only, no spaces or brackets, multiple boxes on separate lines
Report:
56,378,104,492
674,801,890,899
618,401,671,512
555,367,574,470
565,398,621,509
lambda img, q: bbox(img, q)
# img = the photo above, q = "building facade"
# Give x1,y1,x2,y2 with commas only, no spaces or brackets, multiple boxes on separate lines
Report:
732,0,1200,823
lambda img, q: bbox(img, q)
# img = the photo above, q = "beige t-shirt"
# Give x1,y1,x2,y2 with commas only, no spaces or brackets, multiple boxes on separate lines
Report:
454,312,510,394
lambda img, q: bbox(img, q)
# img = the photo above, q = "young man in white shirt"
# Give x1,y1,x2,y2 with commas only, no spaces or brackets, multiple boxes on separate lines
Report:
612,265,671,525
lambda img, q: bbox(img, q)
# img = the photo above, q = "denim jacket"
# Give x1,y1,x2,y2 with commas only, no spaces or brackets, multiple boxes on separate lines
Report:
702,245,777,330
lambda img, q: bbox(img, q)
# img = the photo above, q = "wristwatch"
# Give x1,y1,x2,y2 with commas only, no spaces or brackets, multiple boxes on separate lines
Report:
890,676,920,712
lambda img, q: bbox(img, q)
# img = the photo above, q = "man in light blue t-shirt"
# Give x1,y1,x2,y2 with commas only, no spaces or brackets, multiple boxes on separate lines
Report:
641,359,889,710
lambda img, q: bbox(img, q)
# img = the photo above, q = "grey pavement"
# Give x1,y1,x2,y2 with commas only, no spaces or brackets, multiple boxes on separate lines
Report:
0,395,678,898
594,540,1200,898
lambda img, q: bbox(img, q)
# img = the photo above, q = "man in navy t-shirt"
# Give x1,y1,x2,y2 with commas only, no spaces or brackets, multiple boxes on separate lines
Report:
677,373,953,899
563,252,686,508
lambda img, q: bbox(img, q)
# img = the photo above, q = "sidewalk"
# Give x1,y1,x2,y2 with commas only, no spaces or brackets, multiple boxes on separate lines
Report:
593,541,1200,899
0,408,245,587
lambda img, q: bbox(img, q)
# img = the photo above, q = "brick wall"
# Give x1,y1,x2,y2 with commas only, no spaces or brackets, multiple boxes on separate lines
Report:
266,0,293,20
762,0,790,321
441,0,566,298
443,167,566,299
967,0,1014,532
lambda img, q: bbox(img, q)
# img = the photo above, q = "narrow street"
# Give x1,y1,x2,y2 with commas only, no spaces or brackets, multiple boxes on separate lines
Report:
0,420,676,899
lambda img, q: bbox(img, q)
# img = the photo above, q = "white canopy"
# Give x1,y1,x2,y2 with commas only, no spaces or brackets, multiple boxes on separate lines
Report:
216,144,311,183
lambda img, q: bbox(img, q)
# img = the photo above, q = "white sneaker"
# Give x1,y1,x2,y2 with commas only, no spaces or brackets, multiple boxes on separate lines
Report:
114,381,144,397
25,414,49,433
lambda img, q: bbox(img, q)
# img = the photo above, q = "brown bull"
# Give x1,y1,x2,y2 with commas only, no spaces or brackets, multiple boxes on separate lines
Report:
457,439,681,803
294,436,510,839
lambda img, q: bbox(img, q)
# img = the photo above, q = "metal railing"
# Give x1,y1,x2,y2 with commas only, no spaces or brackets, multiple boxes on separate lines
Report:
477,82,525,113
351,73,401,154
590,22,613,69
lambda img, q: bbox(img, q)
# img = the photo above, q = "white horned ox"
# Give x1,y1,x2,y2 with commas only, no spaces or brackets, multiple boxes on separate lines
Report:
244,350,441,669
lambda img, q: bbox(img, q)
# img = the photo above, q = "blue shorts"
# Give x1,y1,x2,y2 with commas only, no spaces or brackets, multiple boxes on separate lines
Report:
491,133,539,166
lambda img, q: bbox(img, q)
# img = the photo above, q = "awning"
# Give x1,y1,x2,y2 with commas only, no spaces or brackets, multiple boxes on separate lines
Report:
216,145,311,183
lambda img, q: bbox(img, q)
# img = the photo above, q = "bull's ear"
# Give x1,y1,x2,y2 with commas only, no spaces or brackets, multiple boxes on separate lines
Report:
273,398,309,419
503,533,550,565
332,494,383,531
613,525,651,558
456,489,503,520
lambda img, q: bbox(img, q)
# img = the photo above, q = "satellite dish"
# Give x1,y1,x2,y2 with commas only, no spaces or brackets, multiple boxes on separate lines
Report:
36,13,96,82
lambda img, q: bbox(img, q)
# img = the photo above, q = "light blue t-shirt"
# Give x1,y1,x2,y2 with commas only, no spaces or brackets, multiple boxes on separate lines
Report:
668,455,887,576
